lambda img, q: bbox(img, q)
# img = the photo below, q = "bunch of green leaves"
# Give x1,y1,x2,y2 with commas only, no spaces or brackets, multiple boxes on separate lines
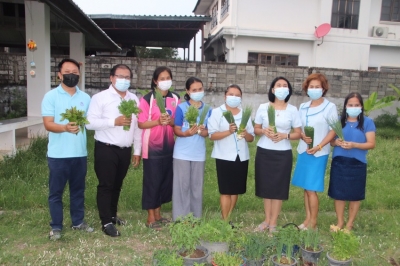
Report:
364,91,395,116
222,110,235,125
153,249,184,266
300,228,320,251
169,213,201,254
267,104,277,133
212,252,243,266
330,226,360,261
304,126,314,149
60,106,89,135
326,116,345,141
197,218,236,243
198,104,211,126
118,98,141,131
240,233,273,260
237,106,253,140
273,225,300,263
155,90,166,114
185,106,199,127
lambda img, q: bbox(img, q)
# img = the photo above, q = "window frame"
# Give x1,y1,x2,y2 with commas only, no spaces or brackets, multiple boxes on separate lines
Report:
331,0,360,29
380,0,400,22
247,52,299,66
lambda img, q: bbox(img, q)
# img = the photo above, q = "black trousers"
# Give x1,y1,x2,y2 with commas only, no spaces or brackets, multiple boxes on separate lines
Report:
94,141,132,226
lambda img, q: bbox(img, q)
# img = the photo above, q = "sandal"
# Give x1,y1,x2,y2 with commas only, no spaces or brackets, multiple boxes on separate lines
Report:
146,221,162,230
255,221,269,232
156,217,171,225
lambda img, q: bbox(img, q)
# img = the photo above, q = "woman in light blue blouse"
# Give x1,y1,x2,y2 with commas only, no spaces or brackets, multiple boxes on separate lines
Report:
254,77,302,233
207,84,254,220
328,92,375,230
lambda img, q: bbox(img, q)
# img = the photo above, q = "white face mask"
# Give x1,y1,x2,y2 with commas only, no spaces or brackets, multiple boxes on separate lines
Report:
158,80,172,91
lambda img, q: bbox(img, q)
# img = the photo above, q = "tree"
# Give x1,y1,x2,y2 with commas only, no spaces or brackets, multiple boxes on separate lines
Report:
134,46,178,59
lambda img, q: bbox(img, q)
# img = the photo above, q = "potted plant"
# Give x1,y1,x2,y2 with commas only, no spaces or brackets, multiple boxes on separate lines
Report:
271,225,300,266
326,225,360,266
197,218,236,263
211,252,245,266
300,228,323,265
169,214,209,265
240,233,274,266
152,248,184,266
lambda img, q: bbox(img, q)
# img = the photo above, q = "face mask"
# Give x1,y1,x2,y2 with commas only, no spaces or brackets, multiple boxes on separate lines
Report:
62,74,79,88
114,78,130,92
346,107,362,118
226,95,241,108
307,88,323,100
274,87,289,101
158,80,172,91
189,91,204,102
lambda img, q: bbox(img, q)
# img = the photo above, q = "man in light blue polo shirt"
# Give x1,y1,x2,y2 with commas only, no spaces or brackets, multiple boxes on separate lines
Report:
41,58,93,240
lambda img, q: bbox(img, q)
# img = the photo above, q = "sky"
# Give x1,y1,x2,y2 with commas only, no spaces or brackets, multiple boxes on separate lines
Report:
73,0,202,60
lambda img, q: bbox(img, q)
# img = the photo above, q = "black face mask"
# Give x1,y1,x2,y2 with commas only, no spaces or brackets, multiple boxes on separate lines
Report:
62,73,79,88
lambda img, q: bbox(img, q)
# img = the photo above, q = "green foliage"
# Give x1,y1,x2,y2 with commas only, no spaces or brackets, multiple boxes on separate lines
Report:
60,106,89,134
222,110,235,125
169,213,201,254
212,252,243,266
364,92,395,116
267,104,277,133
185,106,199,127
304,126,314,148
135,46,178,59
240,233,274,260
153,249,184,266
199,105,211,126
237,106,253,139
155,90,167,114
388,84,400,100
326,117,345,140
273,225,300,262
197,218,236,243
300,229,320,251
329,225,360,261
374,113,399,128
118,98,141,131
0,88,27,120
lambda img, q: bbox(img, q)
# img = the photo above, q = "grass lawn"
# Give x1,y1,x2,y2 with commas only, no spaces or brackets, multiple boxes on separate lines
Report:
0,127,400,265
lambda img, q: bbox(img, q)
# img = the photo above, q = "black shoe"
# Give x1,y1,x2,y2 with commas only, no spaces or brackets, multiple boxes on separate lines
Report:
111,216,126,226
102,223,121,237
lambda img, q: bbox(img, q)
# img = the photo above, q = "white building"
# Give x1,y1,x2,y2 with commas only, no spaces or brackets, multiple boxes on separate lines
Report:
193,0,400,71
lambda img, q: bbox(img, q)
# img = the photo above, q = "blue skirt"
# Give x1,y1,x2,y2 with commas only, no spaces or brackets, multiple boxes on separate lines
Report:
291,153,329,192
328,156,367,201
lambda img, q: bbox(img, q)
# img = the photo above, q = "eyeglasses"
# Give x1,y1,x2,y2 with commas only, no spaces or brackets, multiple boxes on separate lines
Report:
114,74,131,80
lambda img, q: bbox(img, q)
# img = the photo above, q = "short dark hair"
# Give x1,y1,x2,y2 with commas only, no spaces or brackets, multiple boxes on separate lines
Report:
151,66,173,90
268,76,293,102
340,92,365,131
184,77,203,101
225,84,242,96
110,64,133,78
58,58,80,72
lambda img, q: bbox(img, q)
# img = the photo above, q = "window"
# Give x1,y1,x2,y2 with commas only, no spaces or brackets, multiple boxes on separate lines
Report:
381,0,400,22
221,0,229,18
248,53,298,66
331,0,360,29
380,66,400,73
211,3,218,29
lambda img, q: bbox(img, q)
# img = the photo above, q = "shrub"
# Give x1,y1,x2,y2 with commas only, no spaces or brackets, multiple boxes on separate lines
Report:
374,113,399,128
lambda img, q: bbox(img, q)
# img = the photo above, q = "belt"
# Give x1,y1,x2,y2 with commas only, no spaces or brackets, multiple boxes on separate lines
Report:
95,140,130,149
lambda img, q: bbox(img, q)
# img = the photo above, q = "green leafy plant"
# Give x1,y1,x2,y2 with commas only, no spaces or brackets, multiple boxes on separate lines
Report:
212,252,244,266
117,98,141,131
329,225,360,261
300,228,320,251
197,218,236,243
267,104,277,133
240,233,274,261
374,113,399,128
326,117,345,141
169,213,201,256
153,248,184,266
273,225,300,265
198,104,211,134
364,92,395,116
222,110,235,125
185,106,199,127
388,84,400,101
237,106,253,140
155,90,167,114
60,106,89,135
304,126,314,149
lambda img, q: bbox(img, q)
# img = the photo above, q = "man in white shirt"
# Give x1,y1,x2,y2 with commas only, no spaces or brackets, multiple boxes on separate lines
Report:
86,64,142,237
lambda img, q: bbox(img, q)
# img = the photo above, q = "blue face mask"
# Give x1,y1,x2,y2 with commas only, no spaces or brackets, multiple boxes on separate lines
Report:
189,91,204,102
346,107,362,118
274,87,289,101
114,78,130,92
226,96,241,108
307,88,323,100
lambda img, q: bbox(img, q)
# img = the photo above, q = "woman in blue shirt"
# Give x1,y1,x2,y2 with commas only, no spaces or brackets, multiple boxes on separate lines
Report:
328,92,376,231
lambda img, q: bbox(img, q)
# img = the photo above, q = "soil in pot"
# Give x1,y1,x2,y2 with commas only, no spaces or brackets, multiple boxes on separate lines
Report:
326,252,352,266
199,240,229,263
179,246,209,266
271,254,297,266
301,245,323,264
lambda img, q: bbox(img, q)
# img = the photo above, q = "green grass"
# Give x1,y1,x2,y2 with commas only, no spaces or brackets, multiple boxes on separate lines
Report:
0,129,400,265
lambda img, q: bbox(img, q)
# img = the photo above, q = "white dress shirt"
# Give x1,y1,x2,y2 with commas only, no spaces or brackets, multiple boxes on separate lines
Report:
86,85,142,155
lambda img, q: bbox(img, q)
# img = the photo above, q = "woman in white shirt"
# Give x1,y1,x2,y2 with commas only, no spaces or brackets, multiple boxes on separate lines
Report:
291,73,337,229
207,84,254,221
253,77,302,233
